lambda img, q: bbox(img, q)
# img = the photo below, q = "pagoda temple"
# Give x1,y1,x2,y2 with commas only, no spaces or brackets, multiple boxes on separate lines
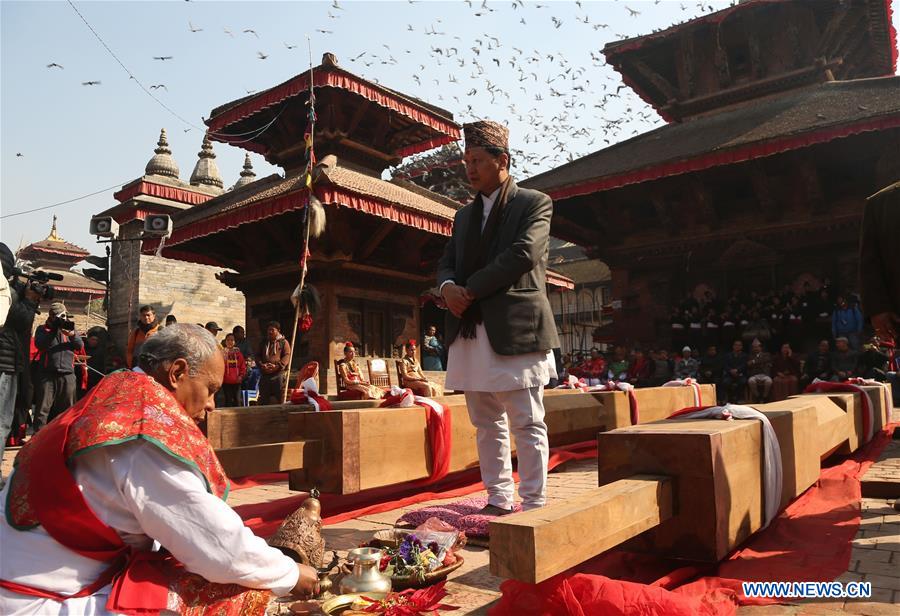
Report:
16,216,106,332
525,0,900,347
143,52,465,392
95,129,247,349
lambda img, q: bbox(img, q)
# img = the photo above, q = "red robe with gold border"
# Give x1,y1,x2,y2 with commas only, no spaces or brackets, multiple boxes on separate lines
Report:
1,370,271,615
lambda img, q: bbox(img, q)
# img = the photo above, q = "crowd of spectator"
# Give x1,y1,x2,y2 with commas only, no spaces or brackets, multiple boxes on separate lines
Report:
668,282,865,358
562,334,896,406
3,307,294,448
563,283,897,406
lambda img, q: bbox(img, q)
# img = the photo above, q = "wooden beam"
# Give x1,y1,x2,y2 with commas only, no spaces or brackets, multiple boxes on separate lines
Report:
341,261,434,284
816,5,851,58
246,385,715,493
665,58,843,119
397,227,434,270
795,158,825,213
550,215,601,248
626,58,678,101
686,177,719,229
822,10,866,64
356,221,398,261
597,401,820,563
714,41,731,88
490,476,673,584
749,162,779,222
676,31,696,98
346,100,372,135
649,190,677,236
339,136,401,166
747,31,763,79
227,227,268,270
490,398,830,582
207,406,298,449
386,123,426,151
216,440,322,478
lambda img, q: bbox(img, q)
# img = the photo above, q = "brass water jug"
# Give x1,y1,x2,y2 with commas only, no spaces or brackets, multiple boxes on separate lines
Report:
338,547,392,595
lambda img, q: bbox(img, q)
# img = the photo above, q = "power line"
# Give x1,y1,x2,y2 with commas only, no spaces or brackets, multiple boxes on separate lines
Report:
66,0,203,132
0,182,129,220
65,0,286,141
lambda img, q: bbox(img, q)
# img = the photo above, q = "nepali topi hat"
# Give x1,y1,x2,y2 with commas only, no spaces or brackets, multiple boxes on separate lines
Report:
463,120,509,152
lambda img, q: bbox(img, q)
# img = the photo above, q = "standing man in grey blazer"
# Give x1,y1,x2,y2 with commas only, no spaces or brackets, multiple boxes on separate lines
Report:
437,121,558,515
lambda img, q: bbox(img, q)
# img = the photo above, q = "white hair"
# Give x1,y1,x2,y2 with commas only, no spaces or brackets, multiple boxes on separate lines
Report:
138,324,220,376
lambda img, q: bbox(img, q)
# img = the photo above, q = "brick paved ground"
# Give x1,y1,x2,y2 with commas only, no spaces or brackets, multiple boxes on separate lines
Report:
3,413,898,615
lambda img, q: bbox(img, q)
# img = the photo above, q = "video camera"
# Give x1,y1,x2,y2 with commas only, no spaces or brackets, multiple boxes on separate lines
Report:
13,267,63,302
52,312,77,332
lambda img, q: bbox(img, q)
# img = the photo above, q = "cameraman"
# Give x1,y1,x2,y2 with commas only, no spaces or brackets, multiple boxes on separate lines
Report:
0,244,40,486
33,302,82,432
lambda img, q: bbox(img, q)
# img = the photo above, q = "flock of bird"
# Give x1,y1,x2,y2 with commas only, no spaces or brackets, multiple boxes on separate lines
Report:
35,0,738,178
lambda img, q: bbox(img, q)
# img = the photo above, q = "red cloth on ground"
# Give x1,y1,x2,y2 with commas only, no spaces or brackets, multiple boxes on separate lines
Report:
489,424,897,616
229,472,288,490
236,440,597,537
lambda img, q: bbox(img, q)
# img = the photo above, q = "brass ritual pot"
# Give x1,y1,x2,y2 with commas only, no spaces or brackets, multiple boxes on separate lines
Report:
337,547,392,595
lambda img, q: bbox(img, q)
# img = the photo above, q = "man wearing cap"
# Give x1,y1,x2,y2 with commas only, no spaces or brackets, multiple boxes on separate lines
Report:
674,346,699,380
437,120,558,514
33,302,83,432
205,321,224,340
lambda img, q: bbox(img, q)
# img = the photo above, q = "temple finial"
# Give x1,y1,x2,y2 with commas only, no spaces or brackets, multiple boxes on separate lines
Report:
47,214,62,241
232,153,257,190
190,132,224,191
145,128,180,179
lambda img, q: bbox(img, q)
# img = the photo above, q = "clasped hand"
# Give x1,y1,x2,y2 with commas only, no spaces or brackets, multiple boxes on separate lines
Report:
442,283,475,318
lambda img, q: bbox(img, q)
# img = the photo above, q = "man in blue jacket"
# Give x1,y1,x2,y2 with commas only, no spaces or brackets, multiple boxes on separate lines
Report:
832,295,863,350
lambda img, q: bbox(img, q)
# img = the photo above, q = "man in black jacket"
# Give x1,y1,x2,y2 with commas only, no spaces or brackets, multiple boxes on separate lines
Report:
0,244,40,485
437,121,558,514
32,302,83,432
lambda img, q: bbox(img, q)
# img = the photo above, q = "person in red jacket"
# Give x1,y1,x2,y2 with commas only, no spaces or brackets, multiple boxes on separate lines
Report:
628,349,653,388
222,332,247,407
582,349,607,385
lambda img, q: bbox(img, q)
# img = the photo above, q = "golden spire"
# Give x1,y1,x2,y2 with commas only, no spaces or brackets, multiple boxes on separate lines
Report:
47,215,62,242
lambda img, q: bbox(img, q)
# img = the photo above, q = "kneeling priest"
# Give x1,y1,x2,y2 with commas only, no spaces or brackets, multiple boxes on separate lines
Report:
0,324,318,615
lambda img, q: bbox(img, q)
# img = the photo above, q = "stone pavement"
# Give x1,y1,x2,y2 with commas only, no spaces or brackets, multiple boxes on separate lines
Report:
242,459,603,615
3,413,898,615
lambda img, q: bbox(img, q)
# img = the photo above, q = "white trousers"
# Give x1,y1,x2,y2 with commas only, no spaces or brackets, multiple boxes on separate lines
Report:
464,386,548,510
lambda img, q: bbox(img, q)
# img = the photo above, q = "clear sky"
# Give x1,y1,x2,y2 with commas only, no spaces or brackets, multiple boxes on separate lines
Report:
2,0,897,258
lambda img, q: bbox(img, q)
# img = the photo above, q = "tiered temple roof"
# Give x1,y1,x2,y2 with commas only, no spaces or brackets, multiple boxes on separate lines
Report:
146,53,463,273
205,52,460,173
602,0,897,122
18,216,89,266
526,76,900,205
17,217,105,296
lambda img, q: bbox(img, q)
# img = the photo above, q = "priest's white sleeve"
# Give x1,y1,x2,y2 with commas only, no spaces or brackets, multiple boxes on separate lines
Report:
108,440,300,595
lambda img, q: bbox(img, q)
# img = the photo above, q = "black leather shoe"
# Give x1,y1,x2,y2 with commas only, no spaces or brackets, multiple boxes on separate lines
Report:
477,504,515,516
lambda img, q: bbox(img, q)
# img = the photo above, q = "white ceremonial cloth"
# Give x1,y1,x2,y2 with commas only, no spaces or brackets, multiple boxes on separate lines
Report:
0,439,299,615
446,324,555,393
443,186,556,393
